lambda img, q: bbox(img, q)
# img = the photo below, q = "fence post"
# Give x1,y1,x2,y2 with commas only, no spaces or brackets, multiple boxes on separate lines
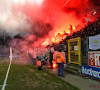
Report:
86,37,89,65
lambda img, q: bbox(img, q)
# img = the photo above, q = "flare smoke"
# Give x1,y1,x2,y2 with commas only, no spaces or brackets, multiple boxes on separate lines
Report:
0,0,99,54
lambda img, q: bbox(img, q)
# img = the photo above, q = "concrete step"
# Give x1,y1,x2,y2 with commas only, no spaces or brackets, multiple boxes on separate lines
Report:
64,68,79,75
65,64,81,75
66,65,79,71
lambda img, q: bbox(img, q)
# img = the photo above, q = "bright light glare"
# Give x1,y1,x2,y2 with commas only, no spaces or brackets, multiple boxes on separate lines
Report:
29,0,43,5
13,0,20,3
53,64,56,68
13,0,26,4
13,0,43,5
21,0,26,3
72,26,75,30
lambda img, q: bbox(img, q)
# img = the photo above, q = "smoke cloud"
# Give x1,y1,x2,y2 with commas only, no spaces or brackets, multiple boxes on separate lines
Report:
0,0,99,59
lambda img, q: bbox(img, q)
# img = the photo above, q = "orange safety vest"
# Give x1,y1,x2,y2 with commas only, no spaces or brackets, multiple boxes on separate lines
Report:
37,61,41,67
55,52,66,63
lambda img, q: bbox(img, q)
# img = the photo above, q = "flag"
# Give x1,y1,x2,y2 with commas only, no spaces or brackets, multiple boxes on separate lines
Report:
89,34,100,50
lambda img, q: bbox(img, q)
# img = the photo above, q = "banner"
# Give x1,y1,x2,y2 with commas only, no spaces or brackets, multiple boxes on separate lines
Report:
88,52,100,67
89,34,100,50
82,65,100,79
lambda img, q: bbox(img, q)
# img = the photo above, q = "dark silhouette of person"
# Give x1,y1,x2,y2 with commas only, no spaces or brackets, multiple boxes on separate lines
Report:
49,51,53,69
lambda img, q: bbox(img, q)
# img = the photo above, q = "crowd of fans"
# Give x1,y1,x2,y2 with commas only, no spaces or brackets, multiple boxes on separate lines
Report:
61,17,100,56
72,19,100,38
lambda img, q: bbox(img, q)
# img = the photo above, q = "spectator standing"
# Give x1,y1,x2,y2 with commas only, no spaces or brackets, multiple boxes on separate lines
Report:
37,57,42,70
55,49,66,77
49,51,53,69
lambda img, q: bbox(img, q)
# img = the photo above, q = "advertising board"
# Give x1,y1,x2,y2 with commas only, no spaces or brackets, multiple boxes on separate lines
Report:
82,65,100,79
88,52,100,67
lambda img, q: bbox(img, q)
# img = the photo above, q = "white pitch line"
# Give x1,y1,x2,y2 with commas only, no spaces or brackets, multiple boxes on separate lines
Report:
1,61,11,90
1,47,12,90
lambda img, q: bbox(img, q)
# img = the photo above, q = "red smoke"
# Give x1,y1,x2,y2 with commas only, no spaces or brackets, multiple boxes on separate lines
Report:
10,0,100,56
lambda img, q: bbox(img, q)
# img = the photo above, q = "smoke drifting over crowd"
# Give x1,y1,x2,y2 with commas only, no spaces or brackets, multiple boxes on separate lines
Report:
0,0,100,55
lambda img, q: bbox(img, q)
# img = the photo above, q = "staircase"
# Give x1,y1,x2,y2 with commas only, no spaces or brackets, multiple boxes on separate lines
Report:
64,63,81,75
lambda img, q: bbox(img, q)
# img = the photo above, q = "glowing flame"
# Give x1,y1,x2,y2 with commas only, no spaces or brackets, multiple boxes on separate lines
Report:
72,26,76,30
52,30,70,43
53,64,56,68
42,39,49,46
42,41,48,46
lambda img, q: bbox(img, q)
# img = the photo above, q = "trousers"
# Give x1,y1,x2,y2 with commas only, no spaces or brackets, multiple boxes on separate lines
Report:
57,63,64,77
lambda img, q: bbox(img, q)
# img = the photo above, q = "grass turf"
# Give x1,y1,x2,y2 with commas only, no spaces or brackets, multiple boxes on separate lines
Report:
0,64,9,90
0,64,79,90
